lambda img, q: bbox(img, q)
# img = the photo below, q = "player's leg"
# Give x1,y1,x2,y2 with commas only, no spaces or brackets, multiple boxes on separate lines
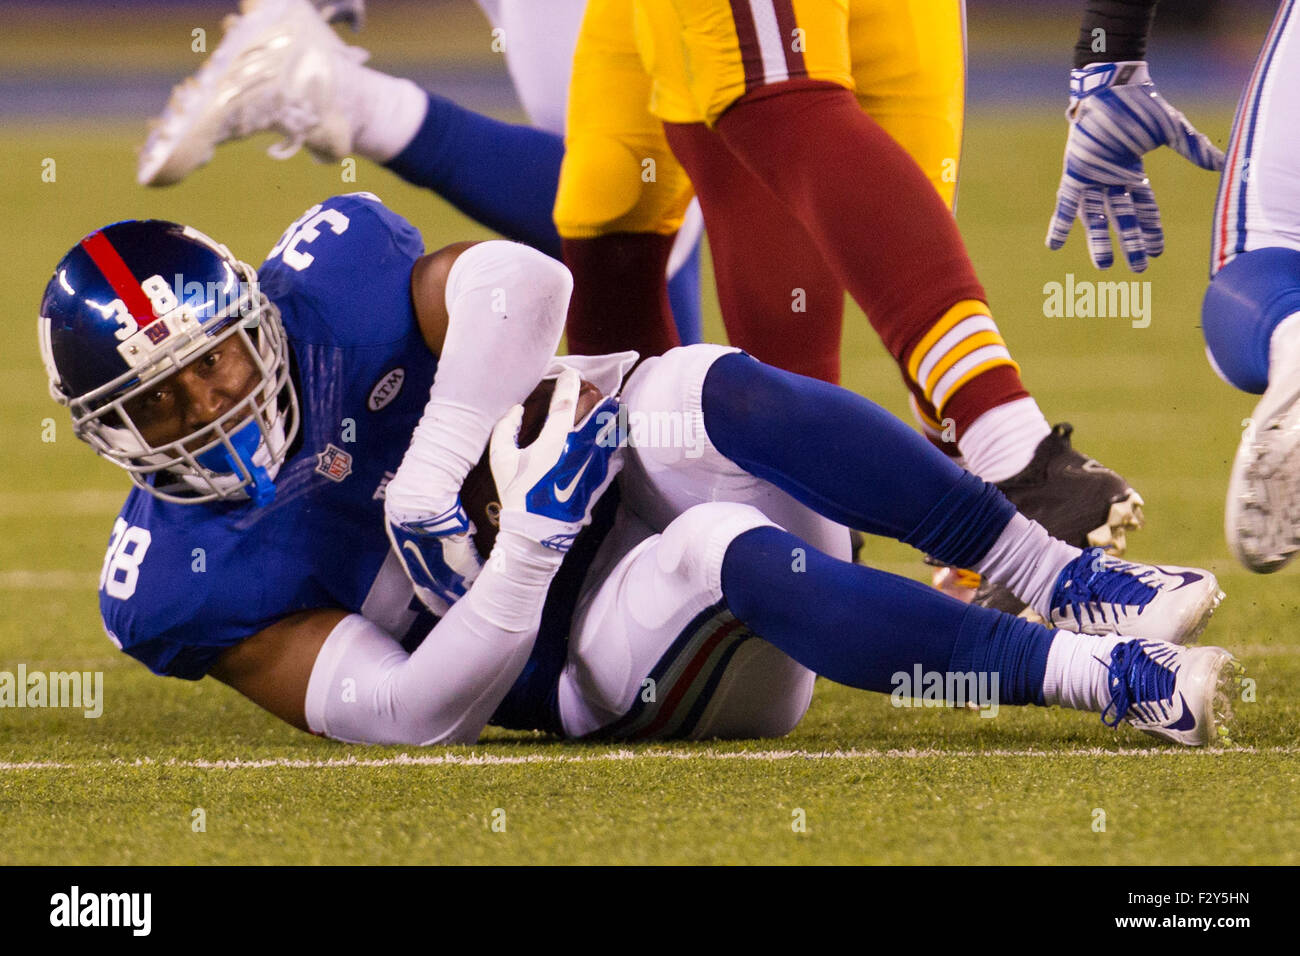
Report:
712,83,1038,478
1203,0,1300,572
563,501,1239,746
632,0,1145,619
847,0,966,441
490,0,706,344
848,0,967,211
719,517,1241,747
558,503,823,739
138,0,567,254
662,121,843,383
651,0,970,389
555,0,698,357
617,345,1222,642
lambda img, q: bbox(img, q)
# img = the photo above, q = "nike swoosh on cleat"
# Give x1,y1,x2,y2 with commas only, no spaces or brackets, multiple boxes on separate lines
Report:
554,456,593,504
1169,694,1197,732
1154,569,1204,590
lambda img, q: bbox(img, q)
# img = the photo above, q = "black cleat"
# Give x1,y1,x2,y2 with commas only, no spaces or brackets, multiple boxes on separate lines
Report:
993,423,1143,553
972,423,1145,618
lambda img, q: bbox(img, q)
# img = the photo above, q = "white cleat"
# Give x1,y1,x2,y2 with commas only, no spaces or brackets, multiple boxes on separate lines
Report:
1101,639,1242,747
1226,373,1300,573
1049,547,1224,646
138,0,363,187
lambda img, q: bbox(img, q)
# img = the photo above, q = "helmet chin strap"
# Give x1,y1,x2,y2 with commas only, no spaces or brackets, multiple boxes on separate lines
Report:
195,417,278,506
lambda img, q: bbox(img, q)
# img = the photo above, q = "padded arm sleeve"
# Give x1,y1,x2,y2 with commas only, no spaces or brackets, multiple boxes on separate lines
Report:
303,533,564,745
384,241,572,521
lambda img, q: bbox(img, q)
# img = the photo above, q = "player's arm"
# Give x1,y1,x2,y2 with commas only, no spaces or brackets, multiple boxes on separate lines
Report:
386,239,575,612
408,240,479,357
208,591,542,743
211,370,623,744
1046,0,1223,271
208,608,344,732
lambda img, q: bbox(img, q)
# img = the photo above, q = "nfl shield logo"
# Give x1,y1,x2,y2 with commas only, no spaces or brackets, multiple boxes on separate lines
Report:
315,443,353,482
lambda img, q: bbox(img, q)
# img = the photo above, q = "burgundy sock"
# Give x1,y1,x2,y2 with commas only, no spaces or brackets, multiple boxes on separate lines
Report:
562,234,681,358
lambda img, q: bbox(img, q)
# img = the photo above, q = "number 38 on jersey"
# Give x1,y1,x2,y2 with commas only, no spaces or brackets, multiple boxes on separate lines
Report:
99,517,151,600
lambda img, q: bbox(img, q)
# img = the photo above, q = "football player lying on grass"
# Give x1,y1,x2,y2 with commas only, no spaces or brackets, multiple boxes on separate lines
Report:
39,193,1240,747
142,0,1148,617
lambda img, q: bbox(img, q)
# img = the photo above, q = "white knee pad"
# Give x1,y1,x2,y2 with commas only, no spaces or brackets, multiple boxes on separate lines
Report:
656,501,778,599
622,344,738,460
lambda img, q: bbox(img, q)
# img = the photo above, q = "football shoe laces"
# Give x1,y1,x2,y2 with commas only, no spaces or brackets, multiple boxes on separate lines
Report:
1101,639,1241,747
1049,547,1224,646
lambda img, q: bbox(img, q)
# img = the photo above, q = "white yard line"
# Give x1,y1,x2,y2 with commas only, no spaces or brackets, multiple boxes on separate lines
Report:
1229,643,1300,657
0,570,97,590
0,489,122,518
3,745,1299,771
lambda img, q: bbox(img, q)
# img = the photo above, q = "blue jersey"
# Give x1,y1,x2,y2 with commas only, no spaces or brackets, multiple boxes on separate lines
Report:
100,193,439,680
97,194,607,734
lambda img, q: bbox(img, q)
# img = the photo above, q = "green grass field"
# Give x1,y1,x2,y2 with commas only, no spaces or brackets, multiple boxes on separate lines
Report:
1,9,1298,863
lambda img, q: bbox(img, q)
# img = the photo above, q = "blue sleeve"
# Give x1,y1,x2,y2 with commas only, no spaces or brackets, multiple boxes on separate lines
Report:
257,192,426,349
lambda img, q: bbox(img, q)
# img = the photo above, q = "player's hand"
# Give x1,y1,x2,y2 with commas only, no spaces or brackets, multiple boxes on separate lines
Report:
385,502,484,613
1046,61,1223,272
489,368,623,554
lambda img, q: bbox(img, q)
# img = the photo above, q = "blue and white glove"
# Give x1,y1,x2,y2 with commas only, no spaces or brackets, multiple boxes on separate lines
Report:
490,368,623,554
385,501,484,615
1047,61,1224,272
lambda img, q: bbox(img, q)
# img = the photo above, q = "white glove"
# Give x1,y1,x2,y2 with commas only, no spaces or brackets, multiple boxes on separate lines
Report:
1046,61,1224,272
489,368,623,554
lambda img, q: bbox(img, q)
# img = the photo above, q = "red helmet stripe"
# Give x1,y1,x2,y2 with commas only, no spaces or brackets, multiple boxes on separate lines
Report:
80,231,156,328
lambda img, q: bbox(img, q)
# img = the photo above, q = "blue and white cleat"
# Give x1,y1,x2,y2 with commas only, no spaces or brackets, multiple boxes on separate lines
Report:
138,0,363,186
1049,547,1223,645
1101,639,1242,747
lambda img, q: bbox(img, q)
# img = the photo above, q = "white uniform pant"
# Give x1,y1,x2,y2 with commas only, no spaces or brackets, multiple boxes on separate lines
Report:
557,345,852,739
1212,0,1300,274
473,0,705,277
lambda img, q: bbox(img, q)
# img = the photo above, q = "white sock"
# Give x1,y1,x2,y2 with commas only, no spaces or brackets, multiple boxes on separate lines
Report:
1042,631,1128,712
1268,311,1300,382
334,57,428,163
973,512,1081,616
957,397,1052,483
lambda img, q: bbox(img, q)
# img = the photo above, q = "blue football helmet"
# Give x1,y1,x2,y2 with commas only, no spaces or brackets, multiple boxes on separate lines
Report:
39,220,299,505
